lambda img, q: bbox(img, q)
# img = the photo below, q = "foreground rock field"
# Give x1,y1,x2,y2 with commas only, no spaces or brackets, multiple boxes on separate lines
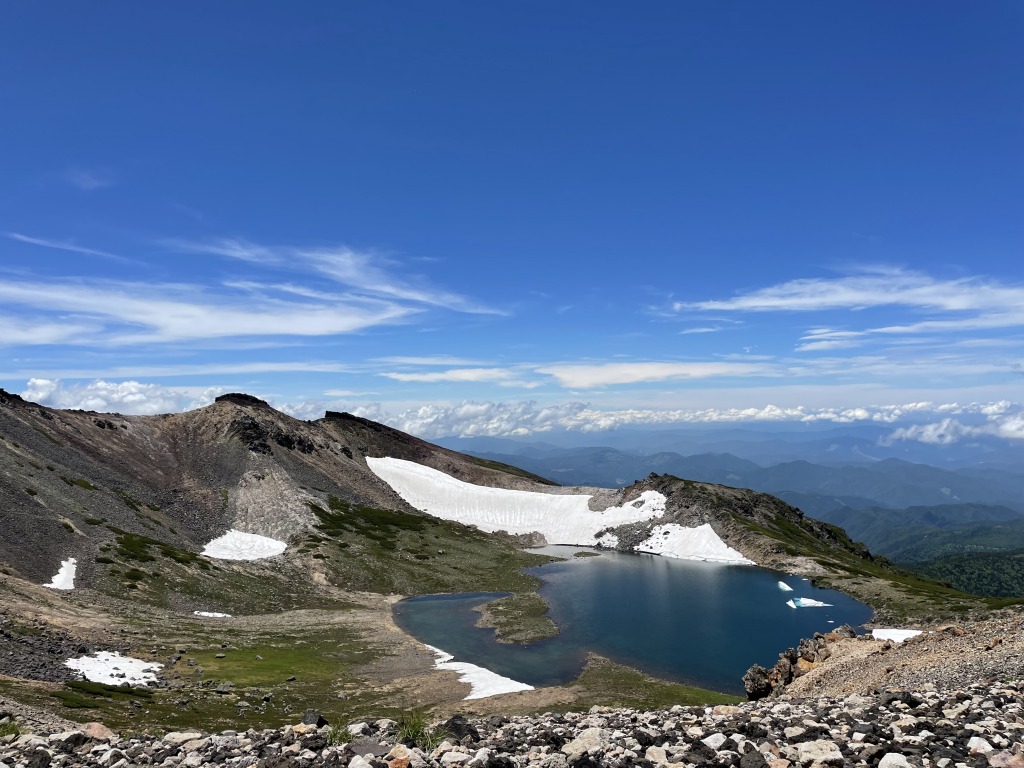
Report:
3,680,1023,768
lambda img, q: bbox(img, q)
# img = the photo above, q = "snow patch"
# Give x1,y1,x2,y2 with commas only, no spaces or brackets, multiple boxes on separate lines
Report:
201,529,287,560
635,523,753,564
193,611,232,618
777,581,794,592
65,651,163,686
872,628,923,643
44,558,77,590
367,458,753,565
786,599,797,609
425,644,533,700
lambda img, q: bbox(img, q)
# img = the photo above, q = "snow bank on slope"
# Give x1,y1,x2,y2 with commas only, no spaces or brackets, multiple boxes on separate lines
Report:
636,523,753,564
778,581,794,592
425,644,533,700
44,558,77,590
873,628,923,642
193,611,232,618
65,651,163,685
367,456,665,546
201,529,287,560
367,457,751,566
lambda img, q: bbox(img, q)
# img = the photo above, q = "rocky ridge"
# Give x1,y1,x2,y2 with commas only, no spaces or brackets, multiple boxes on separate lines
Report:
3,680,1023,768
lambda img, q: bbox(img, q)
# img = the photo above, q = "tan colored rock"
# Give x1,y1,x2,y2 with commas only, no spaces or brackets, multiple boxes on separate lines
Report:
82,723,116,741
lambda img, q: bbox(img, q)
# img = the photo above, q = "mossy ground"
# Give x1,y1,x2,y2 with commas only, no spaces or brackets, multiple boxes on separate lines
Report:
567,655,741,710
475,593,559,644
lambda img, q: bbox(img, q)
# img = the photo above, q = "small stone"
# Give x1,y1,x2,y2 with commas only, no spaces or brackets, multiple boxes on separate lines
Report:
796,740,843,767
878,755,911,768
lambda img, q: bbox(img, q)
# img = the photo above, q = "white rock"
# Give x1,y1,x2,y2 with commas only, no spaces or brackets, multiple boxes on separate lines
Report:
878,754,911,768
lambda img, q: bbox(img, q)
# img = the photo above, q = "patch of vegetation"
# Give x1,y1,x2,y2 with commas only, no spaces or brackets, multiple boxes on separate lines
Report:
303,495,553,595
908,550,1024,599
108,529,204,567
568,654,740,710
84,517,106,525
72,478,97,490
50,681,152,709
476,593,558,644
112,488,143,511
396,709,443,751
24,487,36,496
0,721,20,738
61,521,74,532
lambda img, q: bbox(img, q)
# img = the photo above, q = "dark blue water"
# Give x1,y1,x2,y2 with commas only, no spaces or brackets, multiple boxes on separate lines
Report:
393,547,872,695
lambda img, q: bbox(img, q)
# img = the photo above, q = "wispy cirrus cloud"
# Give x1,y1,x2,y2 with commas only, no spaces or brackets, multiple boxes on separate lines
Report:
1,234,501,349
676,267,1024,337
169,238,503,315
6,232,135,264
0,279,413,345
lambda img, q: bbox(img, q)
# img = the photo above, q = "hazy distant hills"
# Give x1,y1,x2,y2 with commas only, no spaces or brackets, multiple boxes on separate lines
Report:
439,424,1024,471
450,445,1024,515
440,436,1024,597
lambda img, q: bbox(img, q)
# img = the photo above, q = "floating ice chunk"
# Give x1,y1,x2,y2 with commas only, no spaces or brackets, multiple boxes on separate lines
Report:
777,581,794,592
65,651,163,686
201,529,286,560
425,644,533,699
635,523,753,564
193,611,232,618
786,599,797,609
872,628,923,643
44,558,77,590
367,457,668,547
792,597,832,608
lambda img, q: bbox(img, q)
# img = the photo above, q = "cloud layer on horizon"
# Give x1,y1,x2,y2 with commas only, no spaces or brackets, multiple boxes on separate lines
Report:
18,378,1023,445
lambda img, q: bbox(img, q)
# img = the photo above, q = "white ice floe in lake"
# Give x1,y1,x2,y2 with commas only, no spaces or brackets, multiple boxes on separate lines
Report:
43,558,77,590
425,644,533,699
367,457,752,564
635,524,753,564
201,529,287,560
777,580,794,592
872,628,923,643
786,599,797,609
193,611,232,618
65,651,163,686
791,597,832,608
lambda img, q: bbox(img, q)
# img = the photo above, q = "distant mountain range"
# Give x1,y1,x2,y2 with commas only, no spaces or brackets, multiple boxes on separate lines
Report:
444,443,1024,515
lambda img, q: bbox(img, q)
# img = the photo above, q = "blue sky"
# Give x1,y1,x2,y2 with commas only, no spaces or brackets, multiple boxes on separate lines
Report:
2,2,1023,441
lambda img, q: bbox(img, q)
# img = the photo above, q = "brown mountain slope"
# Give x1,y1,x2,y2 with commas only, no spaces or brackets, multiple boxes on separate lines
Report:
0,390,550,595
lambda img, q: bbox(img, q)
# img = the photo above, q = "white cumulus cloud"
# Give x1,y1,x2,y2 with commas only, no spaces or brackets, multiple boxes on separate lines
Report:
21,379,223,415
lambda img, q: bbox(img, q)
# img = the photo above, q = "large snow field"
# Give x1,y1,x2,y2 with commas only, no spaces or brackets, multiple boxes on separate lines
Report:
635,524,753,564
367,456,665,546
43,557,77,590
201,529,287,560
425,644,533,699
65,651,163,686
367,457,751,564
